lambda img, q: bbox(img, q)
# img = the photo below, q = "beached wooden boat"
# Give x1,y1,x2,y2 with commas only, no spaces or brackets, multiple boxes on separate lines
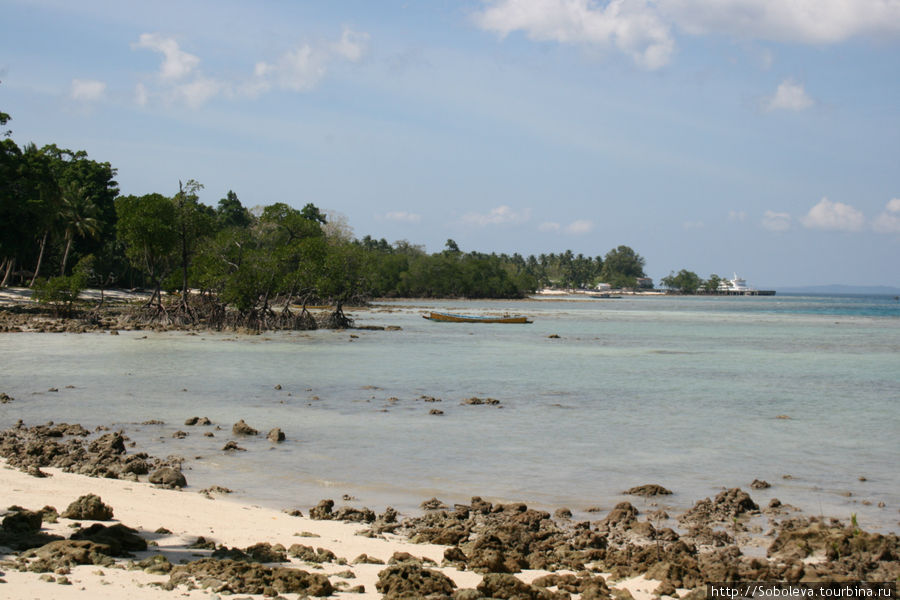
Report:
423,311,532,324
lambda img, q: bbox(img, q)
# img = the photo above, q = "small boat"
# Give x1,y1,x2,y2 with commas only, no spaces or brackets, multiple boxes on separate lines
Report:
423,311,532,324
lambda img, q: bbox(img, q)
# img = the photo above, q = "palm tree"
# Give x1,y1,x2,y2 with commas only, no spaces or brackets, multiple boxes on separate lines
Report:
58,182,100,276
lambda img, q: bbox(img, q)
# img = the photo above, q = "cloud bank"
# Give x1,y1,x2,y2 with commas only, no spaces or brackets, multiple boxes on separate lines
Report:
801,197,865,232
132,27,368,108
474,0,900,69
873,198,900,234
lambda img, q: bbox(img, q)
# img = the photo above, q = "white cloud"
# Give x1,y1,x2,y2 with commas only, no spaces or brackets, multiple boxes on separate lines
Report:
566,219,594,234
250,45,327,94
801,197,865,232
538,220,593,234
462,205,531,226
175,77,224,109
474,1,900,70
384,211,422,223
133,33,200,80
660,0,900,45
762,210,791,232
766,79,813,111
133,28,368,108
539,222,561,232
332,27,369,62
475,0,675,69
872,198,900,233
69,79,106,102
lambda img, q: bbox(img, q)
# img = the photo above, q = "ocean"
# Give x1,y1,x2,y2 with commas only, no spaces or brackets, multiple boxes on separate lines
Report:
1,293,898,532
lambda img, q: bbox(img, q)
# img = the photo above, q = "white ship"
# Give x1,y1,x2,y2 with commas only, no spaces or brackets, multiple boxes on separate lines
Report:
718,273,753,293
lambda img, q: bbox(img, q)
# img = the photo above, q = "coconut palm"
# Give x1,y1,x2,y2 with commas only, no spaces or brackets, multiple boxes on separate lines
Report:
58,181,101,276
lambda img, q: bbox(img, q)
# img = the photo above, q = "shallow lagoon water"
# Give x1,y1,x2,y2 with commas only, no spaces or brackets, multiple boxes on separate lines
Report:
1,294,898,531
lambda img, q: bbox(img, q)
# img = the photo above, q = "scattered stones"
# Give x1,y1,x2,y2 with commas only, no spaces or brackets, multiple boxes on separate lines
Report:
751,479,771,489
222,441,246,452
60,494,114,521
22,539,116,572
148,467,187,489
0,422,176,482
624,484,673,496
199,485,233,498
0,393,14,403
679,488,759,525
461,397,501,405
232,420,258,436
172,430,188,439
184,416,212,426
288,544,337,563
267,428,285,443
138,554,173,575
429,409,444,415
352,553,385,565
477,572,562,600
167,558,333,596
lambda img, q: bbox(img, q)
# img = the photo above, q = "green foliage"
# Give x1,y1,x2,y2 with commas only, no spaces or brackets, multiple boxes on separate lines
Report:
32,255,93,314
216,190,253,230
599,245,645,289
661,269,702,293
704,273,722,292
300,203,327,225
115,193,179,293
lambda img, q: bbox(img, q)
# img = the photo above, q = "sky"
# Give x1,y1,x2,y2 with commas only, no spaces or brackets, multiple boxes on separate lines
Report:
2,0,899,288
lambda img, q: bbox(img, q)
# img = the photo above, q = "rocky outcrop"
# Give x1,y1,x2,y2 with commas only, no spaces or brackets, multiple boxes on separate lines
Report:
476,572,568,599
307,499,375,523
679,488,759,525
21,539,116,572
0,507,63,551
70,523,147,556
375,561,456,599
0,422,177,482
623,484,672,496
231,420,258,436
148,466,187,489
60,494,114,521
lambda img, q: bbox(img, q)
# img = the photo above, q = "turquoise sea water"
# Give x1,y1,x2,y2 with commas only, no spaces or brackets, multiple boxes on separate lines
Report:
1,294,898,531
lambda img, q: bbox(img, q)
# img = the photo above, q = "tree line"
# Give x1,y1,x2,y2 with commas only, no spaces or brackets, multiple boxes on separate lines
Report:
1,107,650,327
659,270,728,293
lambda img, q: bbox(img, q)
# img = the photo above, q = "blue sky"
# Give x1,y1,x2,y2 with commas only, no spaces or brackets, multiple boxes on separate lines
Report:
2,0,899,288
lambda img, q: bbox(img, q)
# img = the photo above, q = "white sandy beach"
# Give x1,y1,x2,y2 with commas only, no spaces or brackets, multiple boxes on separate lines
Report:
0,461,664,599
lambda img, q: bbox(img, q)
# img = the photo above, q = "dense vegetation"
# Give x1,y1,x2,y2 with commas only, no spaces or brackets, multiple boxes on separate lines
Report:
659,270,726,294
1,107,650,328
